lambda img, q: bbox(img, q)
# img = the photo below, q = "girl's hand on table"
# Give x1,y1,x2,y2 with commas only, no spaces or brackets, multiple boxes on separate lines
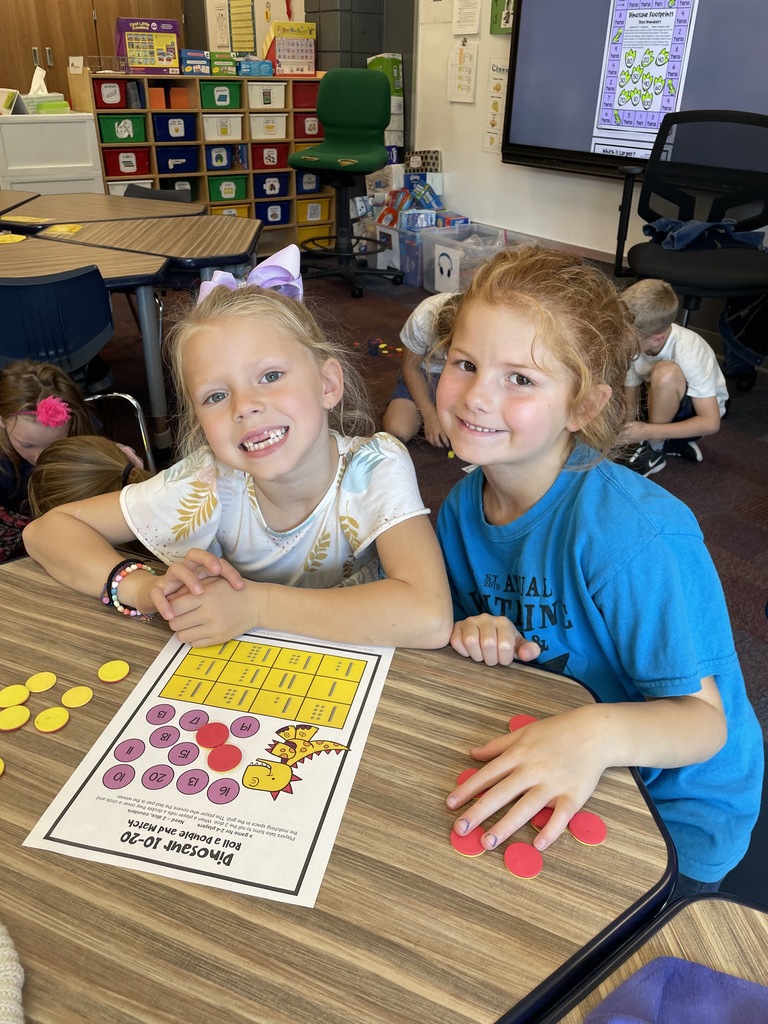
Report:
150,548,244,621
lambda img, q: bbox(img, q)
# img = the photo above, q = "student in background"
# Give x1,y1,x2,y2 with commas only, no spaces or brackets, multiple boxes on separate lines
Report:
28,435,152,517
24,246,452,651
0,360,92,562
382,292,458,446
434,246,762,899
618,278,729,477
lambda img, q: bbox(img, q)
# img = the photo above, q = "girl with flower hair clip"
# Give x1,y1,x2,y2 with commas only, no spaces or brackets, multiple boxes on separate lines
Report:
25,245,453,650
0,360,92,562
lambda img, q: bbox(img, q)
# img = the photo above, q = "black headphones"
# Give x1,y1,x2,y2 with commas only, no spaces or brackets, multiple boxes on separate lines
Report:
438,252,453,278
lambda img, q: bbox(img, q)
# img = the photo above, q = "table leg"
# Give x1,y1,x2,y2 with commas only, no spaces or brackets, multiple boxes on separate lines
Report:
134,284,172,451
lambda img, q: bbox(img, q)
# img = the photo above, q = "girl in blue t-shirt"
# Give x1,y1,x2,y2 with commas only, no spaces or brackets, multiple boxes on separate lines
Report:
435,246,762,897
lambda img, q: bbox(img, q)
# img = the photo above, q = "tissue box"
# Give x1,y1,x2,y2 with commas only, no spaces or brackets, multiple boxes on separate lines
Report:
21,92,67,114
397,209,437,230
405,150,442,173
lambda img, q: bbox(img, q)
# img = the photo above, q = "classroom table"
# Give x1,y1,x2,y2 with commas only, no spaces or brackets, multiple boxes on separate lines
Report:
38,213,263,270
0,236,170,448
0,191,206,230
539,895,768,1022
0,189,39,215
0,557,674,1024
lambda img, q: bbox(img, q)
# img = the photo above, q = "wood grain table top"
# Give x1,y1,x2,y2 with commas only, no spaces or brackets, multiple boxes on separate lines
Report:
0,558,673,1024
547,896,768,1022
0,189,39,215
38,214,262,266
0,235,166,288
0,191,205,229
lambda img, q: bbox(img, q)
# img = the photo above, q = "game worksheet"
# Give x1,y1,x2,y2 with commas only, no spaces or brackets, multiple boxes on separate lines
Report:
25,631,393,907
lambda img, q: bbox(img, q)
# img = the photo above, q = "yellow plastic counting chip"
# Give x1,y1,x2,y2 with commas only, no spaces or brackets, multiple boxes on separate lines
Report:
0,706,31,731
34,707,70,733
26,671,57,693
0,685,30,708
61,686,94,709
97,660,130,684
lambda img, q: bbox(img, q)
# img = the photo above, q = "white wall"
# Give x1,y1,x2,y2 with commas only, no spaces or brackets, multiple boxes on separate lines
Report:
412,6,646,261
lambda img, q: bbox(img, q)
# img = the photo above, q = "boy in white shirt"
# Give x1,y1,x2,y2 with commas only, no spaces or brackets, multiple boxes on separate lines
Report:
619,279,729,476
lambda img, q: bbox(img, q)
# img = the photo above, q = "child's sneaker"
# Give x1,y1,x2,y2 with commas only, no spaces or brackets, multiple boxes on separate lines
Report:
620,441,667,476
665,438,703,462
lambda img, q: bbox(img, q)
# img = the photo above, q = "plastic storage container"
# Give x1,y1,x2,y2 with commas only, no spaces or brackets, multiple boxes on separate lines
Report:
98,114,146,143
208,174,248,202
103,148,151,176
161,179,195,199
252,172,290,199
202,114,244,141
297,197,331,223
247,82,287,109
200,80,241,108
421,223,521,294
211,204,250,218
295,171,320,194
155,146,199,174
293,112,322,140
255,200,292,225
152,113,197,141
107,178,154,195
94,80,127,108
251,142,290,168
292,81,320,108
249,114,288,141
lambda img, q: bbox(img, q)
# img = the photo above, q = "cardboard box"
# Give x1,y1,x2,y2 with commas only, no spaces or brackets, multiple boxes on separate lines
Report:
397,209,436,230
115,18,180,75
210,51,238,76
366,54,404,97
180,50,211,75
263,22,316,77
435,211,471,227
411,181,445,212
405,149,441,173
235,57,273,77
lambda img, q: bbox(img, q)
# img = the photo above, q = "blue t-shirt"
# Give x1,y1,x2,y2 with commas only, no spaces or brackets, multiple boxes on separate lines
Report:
436,449,763,882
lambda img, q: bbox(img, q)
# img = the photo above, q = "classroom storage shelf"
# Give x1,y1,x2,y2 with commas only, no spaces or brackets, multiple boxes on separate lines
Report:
70,71,332,254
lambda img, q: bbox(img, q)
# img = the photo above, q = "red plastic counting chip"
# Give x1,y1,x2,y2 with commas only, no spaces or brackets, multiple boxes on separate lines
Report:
504,842,544,878
568,810,607,846
196,722,230,749
450,826,486,857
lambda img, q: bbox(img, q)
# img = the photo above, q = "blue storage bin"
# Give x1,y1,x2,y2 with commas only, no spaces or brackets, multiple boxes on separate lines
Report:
255,200,292,226
152,113,197,142
295,171,320,195
156,146,200,174
253,172,290,199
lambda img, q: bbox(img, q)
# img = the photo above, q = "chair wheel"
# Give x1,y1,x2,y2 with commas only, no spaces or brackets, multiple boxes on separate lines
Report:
351,286,364,299
730,369,757,393
392,274,404,286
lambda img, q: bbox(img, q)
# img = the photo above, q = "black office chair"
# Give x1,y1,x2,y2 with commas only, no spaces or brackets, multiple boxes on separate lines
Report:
615,110,768,368
287,67,404,298
0,266,115,393
123,183,193,203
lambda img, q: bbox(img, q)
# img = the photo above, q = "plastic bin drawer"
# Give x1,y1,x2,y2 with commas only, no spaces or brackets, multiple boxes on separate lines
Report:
292,81,320,108
107,178,153,195
202,114,244,141
152,113,197,141
249,114,288,141
293,112,322,140
208,174,248,202
255,200,292,225
98,114,145,143
297,197,331,223
251,142,290,168
247,82,287,109
295,171,320,194
94,80,127,108
211,204,251,218
200,80,241,108
253,172,290,198
156,146,199,174
103,148,151,177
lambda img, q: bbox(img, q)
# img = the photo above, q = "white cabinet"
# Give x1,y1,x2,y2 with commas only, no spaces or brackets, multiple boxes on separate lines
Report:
0,113,105,193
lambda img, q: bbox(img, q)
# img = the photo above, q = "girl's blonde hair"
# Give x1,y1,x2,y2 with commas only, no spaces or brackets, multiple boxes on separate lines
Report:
435,246,639,459
0,360,93,482
166,286,375,459
27,435,153,517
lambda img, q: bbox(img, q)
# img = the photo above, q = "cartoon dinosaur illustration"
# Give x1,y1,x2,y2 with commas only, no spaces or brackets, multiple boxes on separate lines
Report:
241,724,348,799
667,80,677,95
612,28,623,43
614,111,621,125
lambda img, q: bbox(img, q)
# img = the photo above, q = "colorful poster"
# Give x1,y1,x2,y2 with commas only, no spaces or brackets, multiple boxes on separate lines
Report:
592,0,699,159
25,631,393,908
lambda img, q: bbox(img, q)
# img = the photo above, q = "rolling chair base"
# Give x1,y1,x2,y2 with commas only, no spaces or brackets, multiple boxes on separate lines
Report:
299,234,404,298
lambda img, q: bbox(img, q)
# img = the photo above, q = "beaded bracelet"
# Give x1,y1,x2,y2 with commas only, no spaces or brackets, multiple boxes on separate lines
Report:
99,559,157,622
